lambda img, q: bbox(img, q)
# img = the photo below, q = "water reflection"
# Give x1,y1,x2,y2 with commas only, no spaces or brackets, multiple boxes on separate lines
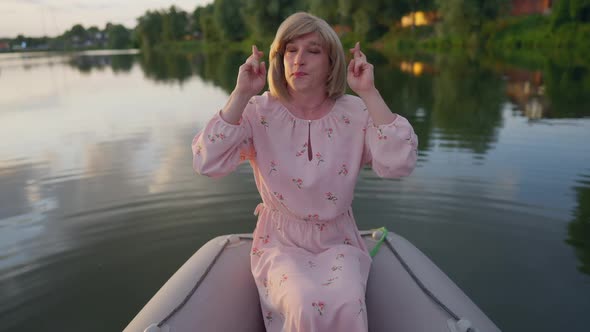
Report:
504,68,548,119
192,50,248,93
138,52,193,84
2,50,590,332
62,54,137,74
545,63,590,118
567,172,590,275
432,56,505,155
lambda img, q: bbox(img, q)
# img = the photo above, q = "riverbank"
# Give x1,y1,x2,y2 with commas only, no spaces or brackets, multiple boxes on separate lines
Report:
377,15,590,67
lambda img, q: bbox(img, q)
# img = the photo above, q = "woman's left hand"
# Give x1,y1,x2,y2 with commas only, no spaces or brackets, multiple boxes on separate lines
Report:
347,42,375,96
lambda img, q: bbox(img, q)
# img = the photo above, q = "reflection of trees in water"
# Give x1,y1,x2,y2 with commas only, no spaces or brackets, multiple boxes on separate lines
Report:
192,49,248,93
138,52,193,84
372,54,434,153
432,56,504,155
566,172,590,276
66,54,135,74
110,55,135,73
544,62,590,118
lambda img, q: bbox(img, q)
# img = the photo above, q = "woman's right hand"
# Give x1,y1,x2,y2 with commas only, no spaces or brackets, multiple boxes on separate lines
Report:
234,45,266,98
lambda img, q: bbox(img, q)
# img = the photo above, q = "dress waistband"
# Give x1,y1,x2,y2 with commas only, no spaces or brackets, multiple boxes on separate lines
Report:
253,202,352,222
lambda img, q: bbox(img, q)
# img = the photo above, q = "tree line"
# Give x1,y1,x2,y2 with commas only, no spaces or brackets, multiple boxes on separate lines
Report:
135,0,590,49
3,23,132,51
4,0,589,51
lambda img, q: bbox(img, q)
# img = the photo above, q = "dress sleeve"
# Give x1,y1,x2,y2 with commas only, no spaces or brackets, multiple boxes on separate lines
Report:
361,114,418,178
191,100,256,178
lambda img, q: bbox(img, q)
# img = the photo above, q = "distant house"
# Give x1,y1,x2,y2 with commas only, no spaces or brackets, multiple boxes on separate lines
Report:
401,11,439,28
511,0,554,16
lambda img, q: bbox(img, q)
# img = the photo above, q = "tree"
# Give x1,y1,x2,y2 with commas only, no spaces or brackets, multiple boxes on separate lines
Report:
570,0,590,22
435,0,509,36
136,10,164,49
214,0,248,41
242,0,308,41
67,24,87,41
194,4,221,41
162,6,188,42
107,24,131,49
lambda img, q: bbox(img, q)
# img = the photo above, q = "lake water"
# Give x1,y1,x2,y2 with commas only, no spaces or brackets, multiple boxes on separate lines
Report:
1,50,589,332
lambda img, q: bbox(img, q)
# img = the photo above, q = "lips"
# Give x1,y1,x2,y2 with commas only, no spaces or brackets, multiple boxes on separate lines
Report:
293,72,307,78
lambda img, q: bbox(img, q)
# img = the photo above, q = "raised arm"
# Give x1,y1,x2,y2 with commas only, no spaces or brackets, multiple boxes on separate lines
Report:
221,45,267,124
191,45,267,177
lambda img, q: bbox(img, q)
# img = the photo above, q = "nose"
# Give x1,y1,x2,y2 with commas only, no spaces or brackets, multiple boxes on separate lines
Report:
294,50,304,65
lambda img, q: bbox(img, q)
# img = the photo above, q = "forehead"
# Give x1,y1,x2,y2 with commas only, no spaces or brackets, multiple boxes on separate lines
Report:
285,32,324,47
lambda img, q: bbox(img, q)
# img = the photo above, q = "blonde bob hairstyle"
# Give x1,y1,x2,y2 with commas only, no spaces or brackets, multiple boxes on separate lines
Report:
268,12,347,101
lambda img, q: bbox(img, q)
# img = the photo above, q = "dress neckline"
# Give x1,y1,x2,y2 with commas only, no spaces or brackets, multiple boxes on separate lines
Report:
278,95,341,122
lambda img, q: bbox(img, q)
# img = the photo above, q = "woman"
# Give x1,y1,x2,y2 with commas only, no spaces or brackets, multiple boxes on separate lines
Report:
192,12,418,332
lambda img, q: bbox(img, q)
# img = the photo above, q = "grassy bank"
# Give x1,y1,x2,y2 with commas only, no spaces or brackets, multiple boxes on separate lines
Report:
377,15,590,67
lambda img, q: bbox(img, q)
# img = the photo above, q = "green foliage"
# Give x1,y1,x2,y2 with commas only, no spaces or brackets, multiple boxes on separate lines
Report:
214,0,247,41
162,6,188,42
553,0,590,29
136,11,164,49
242,0,308,41
436,0,510,37
570,0,590,22
107,24,132,49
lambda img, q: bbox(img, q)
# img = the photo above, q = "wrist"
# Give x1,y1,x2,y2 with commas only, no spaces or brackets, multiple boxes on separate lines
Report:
231,90,254,102
357,87,379,101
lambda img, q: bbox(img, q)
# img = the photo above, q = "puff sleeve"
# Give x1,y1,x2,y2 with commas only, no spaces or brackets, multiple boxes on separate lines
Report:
361,115,418,178
191,100,256,178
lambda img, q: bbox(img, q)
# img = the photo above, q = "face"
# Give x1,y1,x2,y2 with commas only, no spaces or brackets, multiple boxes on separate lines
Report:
283,32,331,95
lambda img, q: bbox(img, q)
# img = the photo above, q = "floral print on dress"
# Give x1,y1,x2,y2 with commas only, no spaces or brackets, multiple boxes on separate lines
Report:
342,115,351,125
268,160,278,175
195,144,202,156
304,214,320,222
265,311,273,326
322,277,339,286
308,260,317,268
325,128,333,139
279,273,288,286
357,299,366,316
259,235,270,244
315,223,327,231
263,278,274,298
295,142,308,157
377,128,388,140
292,178,303,189
312,302,326,316
344,237,353,245
260,116,269,129
325,192,338,205
315,153,325,166
338,164,348,176
252,247,264,257
273,192,285,203
336,253,345,260
331,265,343,272
207,133,225,143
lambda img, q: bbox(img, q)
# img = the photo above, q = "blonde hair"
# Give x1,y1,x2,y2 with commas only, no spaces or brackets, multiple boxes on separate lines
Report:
268,12,346,101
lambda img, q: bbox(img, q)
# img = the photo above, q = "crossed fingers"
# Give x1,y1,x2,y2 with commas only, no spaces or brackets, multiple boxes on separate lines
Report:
348,42,369,77
245,45,265,75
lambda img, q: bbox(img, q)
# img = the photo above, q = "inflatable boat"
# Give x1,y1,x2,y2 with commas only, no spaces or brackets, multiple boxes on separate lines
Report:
124,229,501,332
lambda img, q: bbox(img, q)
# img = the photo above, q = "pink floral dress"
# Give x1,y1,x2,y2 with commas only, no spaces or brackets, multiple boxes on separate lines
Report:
192,92,418,331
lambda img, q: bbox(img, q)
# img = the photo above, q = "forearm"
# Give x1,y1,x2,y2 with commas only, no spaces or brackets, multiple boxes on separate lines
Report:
358,88,397,126
220,91,252,125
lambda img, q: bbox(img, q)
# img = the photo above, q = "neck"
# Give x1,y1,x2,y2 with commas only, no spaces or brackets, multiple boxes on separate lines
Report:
286,89,331,119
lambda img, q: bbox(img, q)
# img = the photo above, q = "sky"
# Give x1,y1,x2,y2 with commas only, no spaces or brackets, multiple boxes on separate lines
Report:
0,0,213,38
